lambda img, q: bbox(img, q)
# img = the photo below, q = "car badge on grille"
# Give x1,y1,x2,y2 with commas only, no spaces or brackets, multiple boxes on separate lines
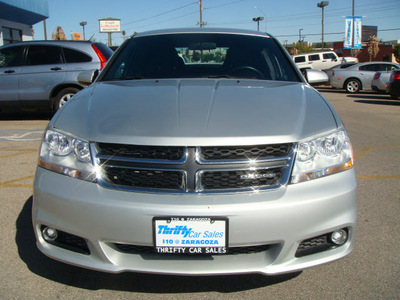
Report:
240,173,277,180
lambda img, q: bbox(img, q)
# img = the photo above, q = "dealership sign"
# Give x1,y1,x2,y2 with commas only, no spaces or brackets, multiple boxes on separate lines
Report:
99,18,121,33
344,16,362,49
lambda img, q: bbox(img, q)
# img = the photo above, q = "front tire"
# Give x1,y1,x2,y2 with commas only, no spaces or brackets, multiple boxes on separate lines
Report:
345,79,361,93
53,87,80,112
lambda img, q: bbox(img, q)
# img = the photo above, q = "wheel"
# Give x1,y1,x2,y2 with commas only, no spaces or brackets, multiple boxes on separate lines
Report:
53,87,80,111
231,66,264,79
345,79,361,93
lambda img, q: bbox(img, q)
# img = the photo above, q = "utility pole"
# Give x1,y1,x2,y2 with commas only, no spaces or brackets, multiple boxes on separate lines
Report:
199,0,206,28
351,0,355,56
43,19,47,40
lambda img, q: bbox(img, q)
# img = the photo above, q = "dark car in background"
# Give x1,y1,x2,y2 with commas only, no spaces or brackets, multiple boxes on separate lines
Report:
387,69,400,99
0,40,112,112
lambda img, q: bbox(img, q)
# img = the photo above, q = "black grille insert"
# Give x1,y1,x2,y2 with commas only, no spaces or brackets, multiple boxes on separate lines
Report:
41,226,90,255
200,168,285,191
199,144,292,161
96,143,185,161
102,166,184,191
296,234,336,257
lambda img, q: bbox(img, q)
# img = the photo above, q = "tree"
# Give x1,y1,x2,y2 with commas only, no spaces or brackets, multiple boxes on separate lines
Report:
393,44,400,64
367,35,379,62
52,26,67,40
288,42,314,54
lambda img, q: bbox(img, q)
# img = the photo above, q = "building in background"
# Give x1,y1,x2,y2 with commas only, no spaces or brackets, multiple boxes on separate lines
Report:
0,0,48,46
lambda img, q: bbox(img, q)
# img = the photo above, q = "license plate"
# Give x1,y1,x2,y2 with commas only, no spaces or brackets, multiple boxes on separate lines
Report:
153,217,228,254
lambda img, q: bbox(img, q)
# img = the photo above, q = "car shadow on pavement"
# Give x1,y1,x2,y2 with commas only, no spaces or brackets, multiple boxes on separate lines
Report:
0,110,52,121
347,94,400,106
16,196,301,293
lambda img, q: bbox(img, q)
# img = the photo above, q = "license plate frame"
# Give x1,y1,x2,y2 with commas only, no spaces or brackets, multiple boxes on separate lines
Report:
153,217,228,255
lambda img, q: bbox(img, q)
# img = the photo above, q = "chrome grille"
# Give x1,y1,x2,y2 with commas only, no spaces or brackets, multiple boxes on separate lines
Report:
92,143,295,193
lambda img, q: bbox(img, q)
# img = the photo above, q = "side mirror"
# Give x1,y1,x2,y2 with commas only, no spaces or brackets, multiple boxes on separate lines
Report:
78,69,99,86
304,69,329,86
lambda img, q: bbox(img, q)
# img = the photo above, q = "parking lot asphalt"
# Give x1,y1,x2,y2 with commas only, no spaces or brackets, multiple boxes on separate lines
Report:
0,89,399,299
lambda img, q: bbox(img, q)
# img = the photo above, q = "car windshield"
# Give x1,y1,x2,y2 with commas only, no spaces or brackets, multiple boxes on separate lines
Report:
101,33,300,82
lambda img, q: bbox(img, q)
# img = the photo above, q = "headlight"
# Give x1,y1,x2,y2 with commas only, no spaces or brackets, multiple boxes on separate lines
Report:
291,130,354,184
38,129,96,182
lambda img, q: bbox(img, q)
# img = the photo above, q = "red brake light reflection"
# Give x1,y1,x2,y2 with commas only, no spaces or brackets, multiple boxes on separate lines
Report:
92,44,107,70
393,73,400,81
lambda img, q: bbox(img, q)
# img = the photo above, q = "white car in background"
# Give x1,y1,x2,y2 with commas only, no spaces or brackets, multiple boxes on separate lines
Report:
292,51,358,71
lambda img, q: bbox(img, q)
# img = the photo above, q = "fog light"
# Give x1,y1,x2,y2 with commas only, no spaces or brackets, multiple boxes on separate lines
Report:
330,229,348,245
42,227,58,241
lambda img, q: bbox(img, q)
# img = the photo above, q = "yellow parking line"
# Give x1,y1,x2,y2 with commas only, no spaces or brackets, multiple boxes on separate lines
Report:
0,175,34,188
354,146,400,160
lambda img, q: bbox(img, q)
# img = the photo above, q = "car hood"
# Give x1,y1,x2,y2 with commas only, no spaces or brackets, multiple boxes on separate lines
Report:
51,79,338,146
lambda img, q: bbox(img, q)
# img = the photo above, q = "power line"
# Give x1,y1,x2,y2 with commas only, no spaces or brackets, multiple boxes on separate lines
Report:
122,2,197,26
274,27,400,38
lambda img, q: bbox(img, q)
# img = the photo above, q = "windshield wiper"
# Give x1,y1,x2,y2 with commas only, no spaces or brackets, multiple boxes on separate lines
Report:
207,75,259,79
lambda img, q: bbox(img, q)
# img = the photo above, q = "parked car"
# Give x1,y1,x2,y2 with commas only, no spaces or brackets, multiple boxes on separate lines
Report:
387,69,400,99
329,61,400,93
33,28,357,276
0,40,113,111
371,71,391,93
292,50,358,71
323,63,357,78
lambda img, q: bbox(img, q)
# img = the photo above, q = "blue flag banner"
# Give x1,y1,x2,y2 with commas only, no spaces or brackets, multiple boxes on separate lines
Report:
344,16,362,49
344,17,353,49
353,17,362,49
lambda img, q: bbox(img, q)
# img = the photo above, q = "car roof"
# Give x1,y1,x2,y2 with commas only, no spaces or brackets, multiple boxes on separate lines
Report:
133,28,272,38
0,40,98,48
292,50,336,57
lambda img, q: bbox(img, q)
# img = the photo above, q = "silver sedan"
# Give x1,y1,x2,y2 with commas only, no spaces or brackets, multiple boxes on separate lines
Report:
329,61,399,93
33,28,357,276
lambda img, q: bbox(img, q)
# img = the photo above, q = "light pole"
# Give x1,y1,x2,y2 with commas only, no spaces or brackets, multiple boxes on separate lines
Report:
317,1,329,50
254,6,267,32
299,28,303,42
253,17,264,31
80,21,87,40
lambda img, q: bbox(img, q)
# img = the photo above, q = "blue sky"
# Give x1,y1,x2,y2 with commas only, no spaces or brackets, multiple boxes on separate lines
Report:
33,0,400,46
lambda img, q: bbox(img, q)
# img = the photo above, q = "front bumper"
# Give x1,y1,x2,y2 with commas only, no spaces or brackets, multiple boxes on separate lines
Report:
33,167,357,275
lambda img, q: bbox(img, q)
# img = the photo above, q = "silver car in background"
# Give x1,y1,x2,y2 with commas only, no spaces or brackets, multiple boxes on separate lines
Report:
329,61,399,93
0,40,113,111
33,28,357,276
371,71,392,94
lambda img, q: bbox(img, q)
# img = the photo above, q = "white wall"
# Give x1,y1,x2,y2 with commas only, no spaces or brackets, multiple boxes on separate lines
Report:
0,19,33,46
